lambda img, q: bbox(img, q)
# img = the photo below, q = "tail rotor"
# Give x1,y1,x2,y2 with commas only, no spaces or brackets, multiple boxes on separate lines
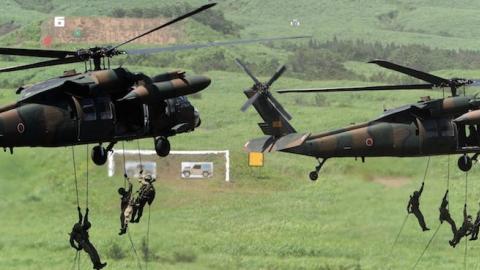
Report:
235,59,292,120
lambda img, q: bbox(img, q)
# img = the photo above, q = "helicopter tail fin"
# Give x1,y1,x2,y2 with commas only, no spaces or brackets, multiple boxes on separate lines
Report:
243,88,296,138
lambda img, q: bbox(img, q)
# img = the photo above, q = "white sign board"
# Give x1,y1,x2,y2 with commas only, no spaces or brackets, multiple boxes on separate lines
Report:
54,17,65,27
124,161,156,178
181,162,213,179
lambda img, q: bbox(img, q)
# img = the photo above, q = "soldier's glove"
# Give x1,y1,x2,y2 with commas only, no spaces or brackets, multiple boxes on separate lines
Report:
124,173,128,178
140,170,143,174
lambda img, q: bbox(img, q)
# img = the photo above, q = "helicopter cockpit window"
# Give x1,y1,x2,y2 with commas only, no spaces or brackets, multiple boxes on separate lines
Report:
97,98,113,120
81,99,96,121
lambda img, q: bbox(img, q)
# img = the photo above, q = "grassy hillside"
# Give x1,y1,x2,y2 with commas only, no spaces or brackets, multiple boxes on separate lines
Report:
3,0,480,269
4,0,480,50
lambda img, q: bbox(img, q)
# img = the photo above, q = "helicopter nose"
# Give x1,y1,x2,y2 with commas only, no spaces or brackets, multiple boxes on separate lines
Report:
454,109,480,125
187,75,211,93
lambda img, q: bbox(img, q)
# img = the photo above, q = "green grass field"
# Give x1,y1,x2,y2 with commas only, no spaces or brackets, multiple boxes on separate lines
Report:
1,66,480,269
3,0,480,269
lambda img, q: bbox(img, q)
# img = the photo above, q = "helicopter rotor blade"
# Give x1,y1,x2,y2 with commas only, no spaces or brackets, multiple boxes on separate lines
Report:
109,3,216,52
276,84,434,94
235,58,261,85
0,48,77,58
126,36,311,55
266,92,292,120
241,91,261,112
266,65,287,87
0,57,84,73
369,60,450,86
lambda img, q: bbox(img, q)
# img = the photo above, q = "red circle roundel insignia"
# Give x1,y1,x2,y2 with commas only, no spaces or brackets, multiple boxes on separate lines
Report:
365,137,374,147
17,123,25,134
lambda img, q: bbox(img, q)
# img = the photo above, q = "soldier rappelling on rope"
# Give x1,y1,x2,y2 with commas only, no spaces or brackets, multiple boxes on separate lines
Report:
439,190,457,235
69,207,107,270
469,202,480,241
407,182,430,231
131,173,156,223
118,175,133,235
450,204,474,247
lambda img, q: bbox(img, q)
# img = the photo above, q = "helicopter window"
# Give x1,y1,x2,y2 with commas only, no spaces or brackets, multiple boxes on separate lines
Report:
97,98,113,120
423,119,454,138
81,99,96,121
423,120,437,138
438,120,454,137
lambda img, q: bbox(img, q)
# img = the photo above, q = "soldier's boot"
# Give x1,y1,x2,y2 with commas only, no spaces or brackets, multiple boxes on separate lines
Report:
94,262,107,270
469,229,478,240
119,228,127,235
414,211,430,231
449,240,456,247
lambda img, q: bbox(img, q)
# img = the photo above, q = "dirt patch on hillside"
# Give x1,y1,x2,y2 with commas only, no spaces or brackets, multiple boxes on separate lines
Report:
371,176,410,188
0,21,20,36
40,16,183,46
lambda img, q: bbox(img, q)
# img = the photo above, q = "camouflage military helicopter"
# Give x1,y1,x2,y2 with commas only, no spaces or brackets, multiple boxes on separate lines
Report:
237,59,480,180
0,3,307,166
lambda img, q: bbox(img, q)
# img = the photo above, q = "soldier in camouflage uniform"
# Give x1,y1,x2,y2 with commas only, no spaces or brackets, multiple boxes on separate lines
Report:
450,204,474,247
69,207,107,270
469,203,480,241
131,174,156,223
439,190,457,235
118,176,133,235
407,182,430,231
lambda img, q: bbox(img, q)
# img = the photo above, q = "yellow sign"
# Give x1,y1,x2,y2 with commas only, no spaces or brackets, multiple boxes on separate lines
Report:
248,152,264,167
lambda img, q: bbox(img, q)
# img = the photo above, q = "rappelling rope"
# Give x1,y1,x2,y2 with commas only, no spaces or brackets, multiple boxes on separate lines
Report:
127,230,143,270
70,146,82,270
71,147,79,208
389,214,409,255
70,250,79,270
447,156,451,193
86,144,89,209
137,140,143,168
146,205,151,270
411,223,442,270
77,252,80,270
464,171,469,270
422,157,431,184
122,141,127,188
388,157,431,265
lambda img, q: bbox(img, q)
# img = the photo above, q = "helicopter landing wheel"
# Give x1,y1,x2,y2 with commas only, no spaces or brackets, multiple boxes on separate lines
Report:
155,137,170,157
92,145,108,166
309,158,327,181
458,154,472,172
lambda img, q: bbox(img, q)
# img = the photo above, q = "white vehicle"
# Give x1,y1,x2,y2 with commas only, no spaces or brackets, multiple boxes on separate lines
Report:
181,162,213,178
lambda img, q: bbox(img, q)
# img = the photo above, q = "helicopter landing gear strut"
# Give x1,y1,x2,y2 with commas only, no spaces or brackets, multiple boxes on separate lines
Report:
309,158,327,181
458,154,473,172
154,136,170,157
91,142,116,166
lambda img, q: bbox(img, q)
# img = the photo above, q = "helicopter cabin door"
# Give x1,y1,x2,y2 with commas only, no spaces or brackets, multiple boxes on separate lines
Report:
77,97,115,142
418,118,456,154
